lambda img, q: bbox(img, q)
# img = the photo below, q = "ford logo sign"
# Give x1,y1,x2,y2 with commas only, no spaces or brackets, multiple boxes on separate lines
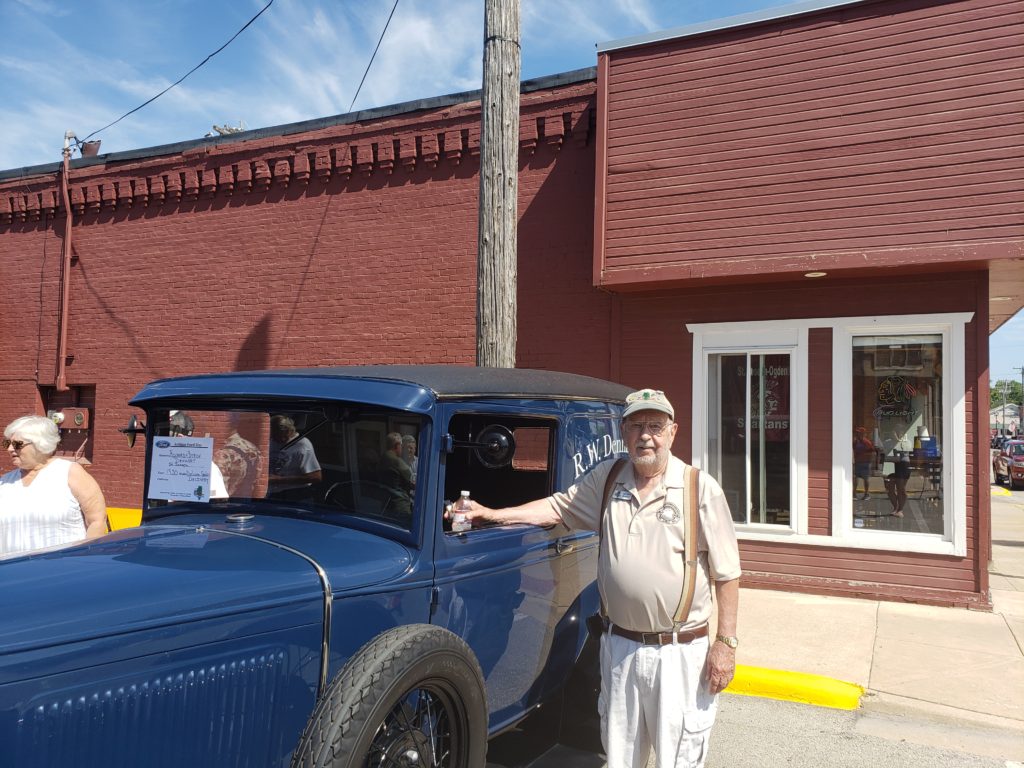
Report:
155,440,170,448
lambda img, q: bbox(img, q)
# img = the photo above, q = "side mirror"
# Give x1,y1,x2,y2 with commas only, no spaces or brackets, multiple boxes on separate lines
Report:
119,414,146,448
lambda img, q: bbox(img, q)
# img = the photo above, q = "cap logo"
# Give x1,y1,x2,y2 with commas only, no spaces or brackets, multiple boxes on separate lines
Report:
627,389,667,405
623,388,674,420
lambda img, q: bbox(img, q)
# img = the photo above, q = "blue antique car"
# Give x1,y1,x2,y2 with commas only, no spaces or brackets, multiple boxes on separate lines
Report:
0,366,630,767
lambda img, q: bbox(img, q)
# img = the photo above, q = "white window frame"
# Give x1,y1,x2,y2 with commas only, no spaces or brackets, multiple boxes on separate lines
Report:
689,322,810,537
689,312,972,556
832,313,971,557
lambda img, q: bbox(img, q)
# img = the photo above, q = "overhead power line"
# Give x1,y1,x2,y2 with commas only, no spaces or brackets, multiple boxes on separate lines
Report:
79,1,274,145
348,0,400,114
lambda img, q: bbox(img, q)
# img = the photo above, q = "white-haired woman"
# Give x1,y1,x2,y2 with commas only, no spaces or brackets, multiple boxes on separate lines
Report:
0,415,108,556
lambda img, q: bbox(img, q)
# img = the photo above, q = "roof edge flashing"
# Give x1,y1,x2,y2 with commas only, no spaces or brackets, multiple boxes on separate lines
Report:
0,67,596,182
597,0,867,54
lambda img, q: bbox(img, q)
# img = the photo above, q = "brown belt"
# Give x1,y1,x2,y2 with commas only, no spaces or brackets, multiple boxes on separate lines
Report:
609,623,709,646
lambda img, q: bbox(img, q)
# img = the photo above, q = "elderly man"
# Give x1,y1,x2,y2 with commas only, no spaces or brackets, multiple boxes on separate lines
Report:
462,388,740,768
379,432,416,516
268,414,322,495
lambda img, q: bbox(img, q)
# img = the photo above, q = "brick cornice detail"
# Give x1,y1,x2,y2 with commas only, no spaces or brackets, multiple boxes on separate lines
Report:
0,87,595,227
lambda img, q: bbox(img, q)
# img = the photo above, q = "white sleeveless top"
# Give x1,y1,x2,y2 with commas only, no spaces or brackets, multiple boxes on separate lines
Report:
0,459,85,557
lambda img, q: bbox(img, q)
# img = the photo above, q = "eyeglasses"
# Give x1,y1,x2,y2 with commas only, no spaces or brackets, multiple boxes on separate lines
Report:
624,421,672,436
3,439,30,451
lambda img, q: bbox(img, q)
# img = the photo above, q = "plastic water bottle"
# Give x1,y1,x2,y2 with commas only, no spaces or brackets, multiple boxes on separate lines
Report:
451,490,472,533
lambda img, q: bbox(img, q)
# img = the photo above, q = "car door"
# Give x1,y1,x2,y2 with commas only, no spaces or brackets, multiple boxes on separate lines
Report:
429,402,582,731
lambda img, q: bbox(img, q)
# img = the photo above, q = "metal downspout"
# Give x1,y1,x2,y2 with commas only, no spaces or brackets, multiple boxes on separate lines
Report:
55,132,74,392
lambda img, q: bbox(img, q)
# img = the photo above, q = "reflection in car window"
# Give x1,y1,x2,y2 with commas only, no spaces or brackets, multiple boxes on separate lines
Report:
146,406,422,530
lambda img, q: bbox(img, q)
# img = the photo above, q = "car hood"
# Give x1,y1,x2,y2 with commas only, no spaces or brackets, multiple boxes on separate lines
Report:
0,518,412,656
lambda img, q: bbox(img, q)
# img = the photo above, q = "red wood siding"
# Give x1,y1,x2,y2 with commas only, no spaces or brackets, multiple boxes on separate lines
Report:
597,0,1024,286
807,328,832,535
614,271,985,597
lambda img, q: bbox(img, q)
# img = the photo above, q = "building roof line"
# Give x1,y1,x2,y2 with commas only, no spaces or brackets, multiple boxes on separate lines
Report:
0,67,596,182
597,0,869,54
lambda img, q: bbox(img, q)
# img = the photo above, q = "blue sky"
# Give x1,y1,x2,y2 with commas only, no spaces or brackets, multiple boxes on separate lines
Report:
2,0,1020,371
992,316,1024,386
1,0,782,171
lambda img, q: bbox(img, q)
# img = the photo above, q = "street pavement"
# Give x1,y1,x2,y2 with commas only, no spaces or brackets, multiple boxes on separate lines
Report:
719,484,1024,762
521,485,1024,766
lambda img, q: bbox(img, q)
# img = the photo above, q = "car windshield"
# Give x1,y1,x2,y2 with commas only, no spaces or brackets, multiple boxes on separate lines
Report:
144,405,423,530
1010,444,1024,456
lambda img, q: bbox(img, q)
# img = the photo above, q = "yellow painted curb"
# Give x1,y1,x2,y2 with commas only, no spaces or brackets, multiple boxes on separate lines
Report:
992,486,1012,497
725,664,864,710
107,507,142,530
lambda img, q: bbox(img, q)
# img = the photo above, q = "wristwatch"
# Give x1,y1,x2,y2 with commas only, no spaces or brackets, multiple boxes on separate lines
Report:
715,634,739,649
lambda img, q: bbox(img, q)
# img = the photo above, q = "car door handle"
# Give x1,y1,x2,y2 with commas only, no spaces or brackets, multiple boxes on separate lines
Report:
555,539,575,555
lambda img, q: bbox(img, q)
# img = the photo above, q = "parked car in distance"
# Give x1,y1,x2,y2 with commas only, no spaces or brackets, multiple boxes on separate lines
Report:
0,366,632,768
994,439,1024,490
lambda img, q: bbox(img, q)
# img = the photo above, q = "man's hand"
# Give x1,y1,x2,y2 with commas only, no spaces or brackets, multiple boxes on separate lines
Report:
707,577,739,694
705,640,736,694
443,497,561,528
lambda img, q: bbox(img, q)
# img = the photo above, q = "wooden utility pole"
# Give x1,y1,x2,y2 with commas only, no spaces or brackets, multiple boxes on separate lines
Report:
476,0,520,367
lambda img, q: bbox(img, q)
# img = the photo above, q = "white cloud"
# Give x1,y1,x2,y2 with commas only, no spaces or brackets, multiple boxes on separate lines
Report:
612,0,659,30
250,0,482,118
12,0,70,17
0,0,735,170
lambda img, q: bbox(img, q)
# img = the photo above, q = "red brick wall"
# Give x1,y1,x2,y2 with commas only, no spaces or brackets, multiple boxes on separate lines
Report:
0,82,609,507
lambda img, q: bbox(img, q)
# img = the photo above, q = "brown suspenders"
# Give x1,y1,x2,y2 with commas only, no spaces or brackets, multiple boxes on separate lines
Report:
672,464,701,626
597,459,701,628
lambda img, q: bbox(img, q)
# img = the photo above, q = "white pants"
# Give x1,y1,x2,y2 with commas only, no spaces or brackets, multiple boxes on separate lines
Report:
598,631,718,768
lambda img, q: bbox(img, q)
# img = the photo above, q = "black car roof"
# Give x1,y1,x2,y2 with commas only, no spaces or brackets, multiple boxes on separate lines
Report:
136,365,633,403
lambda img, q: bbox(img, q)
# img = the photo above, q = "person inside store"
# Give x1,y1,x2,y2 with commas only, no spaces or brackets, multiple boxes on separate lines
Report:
852,426,875,501
453,388,740,768
0,414,108,556
883,423,913,518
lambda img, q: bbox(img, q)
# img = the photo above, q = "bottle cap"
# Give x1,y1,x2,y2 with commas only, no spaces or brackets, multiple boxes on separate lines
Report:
460,490,470,497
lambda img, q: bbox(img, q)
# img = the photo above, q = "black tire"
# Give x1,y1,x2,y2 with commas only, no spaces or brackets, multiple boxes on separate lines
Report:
291,624,487,768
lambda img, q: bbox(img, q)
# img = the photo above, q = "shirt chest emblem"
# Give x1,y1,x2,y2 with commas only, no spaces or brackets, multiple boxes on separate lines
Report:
656,501,681,524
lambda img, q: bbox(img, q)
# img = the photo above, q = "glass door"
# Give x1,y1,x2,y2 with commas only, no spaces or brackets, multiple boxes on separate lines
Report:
707,352,792,527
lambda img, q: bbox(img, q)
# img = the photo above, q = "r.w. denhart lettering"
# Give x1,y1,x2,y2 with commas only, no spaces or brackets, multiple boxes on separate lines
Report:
573,434,625,478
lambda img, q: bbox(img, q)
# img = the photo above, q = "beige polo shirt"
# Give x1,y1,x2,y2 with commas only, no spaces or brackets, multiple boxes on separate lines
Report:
549,456,741,633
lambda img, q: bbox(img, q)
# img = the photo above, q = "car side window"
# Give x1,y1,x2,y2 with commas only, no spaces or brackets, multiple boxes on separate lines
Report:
443,414,556,532
146,406,422,531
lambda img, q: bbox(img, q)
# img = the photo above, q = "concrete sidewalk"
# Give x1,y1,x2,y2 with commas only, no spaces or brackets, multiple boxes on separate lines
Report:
730,487,1024,739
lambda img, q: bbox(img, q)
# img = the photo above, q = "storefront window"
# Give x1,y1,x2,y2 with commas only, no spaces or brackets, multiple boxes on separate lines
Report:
852,335,943,534
708,352,791,526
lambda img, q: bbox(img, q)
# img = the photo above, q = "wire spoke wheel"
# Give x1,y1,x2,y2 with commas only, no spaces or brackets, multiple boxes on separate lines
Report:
291,625,487,768
367,681,465,767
